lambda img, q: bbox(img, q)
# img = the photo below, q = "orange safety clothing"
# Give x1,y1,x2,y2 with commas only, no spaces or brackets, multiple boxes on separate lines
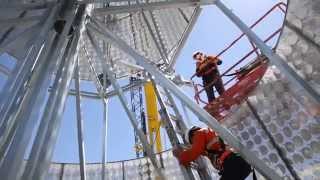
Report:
196,56,221,77
177,128,231,170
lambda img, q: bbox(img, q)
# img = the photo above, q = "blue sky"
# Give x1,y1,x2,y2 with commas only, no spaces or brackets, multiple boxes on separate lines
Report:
0,0,285,163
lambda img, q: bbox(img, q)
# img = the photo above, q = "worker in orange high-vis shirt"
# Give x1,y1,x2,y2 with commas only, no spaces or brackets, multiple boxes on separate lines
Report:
173,126,253,180
193,51,225,103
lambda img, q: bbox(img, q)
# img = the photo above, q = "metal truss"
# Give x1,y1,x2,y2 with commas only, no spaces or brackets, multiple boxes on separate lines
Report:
86,27,165,179
0,2,54,10
130,76,147,158
88,15,283,180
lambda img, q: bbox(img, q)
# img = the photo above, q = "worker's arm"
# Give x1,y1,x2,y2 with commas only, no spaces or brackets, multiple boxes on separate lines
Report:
196,61,212,77
195,62,204,77
178,132,206,166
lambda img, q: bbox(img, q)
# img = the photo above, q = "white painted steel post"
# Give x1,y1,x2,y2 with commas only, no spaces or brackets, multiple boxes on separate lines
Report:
0,5,60,135
88,18,282,180
75,59,87,180
0,32,57,165
215,0,320,104
101,98,109,180
22,19,79,180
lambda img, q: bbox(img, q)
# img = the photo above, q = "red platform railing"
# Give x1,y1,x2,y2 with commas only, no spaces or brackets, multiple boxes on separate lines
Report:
191,2,287,105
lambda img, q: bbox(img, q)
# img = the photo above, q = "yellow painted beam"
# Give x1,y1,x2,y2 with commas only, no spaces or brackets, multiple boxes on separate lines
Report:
144,81,162,153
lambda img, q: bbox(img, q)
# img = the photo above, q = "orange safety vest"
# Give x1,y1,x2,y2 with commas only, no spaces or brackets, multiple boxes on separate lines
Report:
195,56,220,77
178,128,232,170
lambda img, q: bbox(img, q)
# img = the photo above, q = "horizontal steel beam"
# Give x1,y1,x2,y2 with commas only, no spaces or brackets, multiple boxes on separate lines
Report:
77,0,130,4
48,79,146,99
93,0,214,15
0,2,54,10
0,16,42,26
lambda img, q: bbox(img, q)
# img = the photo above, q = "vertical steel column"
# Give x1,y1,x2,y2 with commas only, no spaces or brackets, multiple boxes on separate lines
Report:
0,32,57,163
150,79,195,180
75,59,87,180
101,98,109,180
0,5,60,129
0,32,61,180
88,18,282,180
85,28,165,179
215,0,320,104
31,35,79,180
130,76,146,158
22,19,80,180
121,161,125,180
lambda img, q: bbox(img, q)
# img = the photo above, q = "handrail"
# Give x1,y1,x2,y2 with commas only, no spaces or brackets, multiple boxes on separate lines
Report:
192,2,287,105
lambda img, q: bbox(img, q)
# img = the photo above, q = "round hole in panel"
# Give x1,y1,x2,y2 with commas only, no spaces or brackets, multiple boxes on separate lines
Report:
310,141,320,153
248,127,256,135
274,133,284,144
283,127,293,137
260,130,267,139
268,153,279,163
301,129,312,141
253,135,262,144
241,131,250,140
289,119,300,130
301,147,313,159
309,123,320,135
284,142,295,152
268,123,278,134
292,153,304,164
276,118,285,127
292,136,304,147
261,114,272,124
258,145,268,155
246,141,254,150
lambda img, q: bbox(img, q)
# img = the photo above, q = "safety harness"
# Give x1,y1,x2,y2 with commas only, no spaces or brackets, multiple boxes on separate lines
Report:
206,137,258,180
205,136,231,171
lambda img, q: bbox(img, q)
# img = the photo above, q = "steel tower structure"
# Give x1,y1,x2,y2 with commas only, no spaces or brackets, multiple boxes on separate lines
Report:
0,0,320,179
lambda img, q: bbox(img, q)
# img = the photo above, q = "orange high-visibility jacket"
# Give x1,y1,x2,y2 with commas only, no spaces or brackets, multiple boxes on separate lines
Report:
178,128,228,166
195,56,220,77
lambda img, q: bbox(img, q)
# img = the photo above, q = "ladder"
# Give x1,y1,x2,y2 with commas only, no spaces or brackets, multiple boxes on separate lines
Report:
150,78,212,180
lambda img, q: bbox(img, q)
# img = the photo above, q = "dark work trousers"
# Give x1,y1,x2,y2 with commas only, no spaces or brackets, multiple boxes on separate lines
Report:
219,153,252,180
202,71,225,102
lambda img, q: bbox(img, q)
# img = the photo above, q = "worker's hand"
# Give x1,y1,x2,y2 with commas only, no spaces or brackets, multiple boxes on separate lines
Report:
172,147,183,157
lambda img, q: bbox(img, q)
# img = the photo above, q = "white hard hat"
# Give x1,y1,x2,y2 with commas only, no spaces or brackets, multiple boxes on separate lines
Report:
184,126,201,144
192,51,203,59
